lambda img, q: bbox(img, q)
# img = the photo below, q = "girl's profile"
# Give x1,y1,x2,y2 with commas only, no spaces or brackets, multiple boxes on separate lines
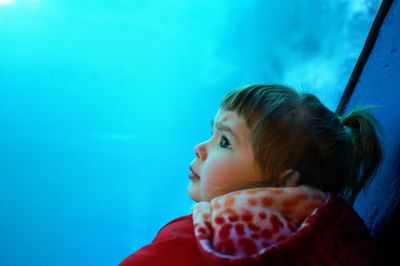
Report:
120,84,383,266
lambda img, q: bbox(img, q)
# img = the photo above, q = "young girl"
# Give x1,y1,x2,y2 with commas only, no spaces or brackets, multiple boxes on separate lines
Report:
120,84,383,266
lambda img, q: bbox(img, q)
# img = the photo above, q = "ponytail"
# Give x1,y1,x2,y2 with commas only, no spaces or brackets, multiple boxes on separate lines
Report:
340,108,383,204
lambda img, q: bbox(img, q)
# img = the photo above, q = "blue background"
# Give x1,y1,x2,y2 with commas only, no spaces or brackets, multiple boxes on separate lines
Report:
0,0,381,265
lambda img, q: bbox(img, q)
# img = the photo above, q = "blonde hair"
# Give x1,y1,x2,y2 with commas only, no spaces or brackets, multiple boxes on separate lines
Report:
220,84,383,203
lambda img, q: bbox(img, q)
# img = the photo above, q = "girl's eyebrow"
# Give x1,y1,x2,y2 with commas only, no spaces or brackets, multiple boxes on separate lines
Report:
211,119,239,142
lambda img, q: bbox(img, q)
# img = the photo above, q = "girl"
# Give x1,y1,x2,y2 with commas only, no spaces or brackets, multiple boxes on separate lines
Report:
120,84,383,266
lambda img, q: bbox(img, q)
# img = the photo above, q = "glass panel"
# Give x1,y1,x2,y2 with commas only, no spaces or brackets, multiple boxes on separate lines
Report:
229,1,383,110
0,1,382,265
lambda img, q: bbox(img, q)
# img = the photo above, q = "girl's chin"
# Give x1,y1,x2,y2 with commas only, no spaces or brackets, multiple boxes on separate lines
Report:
188,182,201,202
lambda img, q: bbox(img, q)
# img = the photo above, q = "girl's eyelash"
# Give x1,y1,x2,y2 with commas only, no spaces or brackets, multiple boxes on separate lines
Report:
219,136,232,149
210,128,231,149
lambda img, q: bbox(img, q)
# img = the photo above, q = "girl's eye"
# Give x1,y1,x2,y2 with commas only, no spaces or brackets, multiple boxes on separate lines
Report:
219,136,232,149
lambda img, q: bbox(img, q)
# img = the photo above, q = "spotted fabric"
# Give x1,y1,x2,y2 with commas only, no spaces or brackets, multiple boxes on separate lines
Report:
192,185,328,259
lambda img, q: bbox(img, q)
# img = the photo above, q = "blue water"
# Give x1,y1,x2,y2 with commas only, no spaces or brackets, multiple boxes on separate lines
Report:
0,1,381,265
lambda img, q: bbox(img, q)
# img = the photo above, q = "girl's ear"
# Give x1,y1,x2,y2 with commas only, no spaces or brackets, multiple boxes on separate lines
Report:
278,169,300,187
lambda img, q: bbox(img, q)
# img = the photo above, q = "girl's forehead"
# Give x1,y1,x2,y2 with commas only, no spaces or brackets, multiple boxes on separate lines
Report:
213,109,251,140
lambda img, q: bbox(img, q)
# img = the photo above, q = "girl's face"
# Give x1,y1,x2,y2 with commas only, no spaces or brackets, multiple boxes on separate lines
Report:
188,109,263,202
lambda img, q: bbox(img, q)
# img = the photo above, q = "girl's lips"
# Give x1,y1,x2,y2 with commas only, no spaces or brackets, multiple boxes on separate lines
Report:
189,167,200,182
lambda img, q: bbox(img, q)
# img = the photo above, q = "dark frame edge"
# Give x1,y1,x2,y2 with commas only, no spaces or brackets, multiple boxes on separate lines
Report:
336,0,394,115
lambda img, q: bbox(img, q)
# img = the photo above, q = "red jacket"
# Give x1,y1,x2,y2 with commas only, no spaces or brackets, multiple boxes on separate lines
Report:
120,195,381,266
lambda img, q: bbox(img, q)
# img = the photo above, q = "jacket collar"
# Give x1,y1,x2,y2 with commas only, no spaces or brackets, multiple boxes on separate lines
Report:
192,185,329,259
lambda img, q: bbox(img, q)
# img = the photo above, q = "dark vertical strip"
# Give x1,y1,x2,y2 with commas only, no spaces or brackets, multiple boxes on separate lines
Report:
336,0,394,115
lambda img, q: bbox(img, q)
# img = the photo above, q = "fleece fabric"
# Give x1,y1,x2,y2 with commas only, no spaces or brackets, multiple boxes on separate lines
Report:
120,186,381,266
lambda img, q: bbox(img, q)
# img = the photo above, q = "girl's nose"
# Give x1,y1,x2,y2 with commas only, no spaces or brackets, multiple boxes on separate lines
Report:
194,141,207,161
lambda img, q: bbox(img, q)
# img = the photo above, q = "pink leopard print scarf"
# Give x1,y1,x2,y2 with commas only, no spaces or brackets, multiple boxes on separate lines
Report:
192,185,329,259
